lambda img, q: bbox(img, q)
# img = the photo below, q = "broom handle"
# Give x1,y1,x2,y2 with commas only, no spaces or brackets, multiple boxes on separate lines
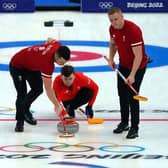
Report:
115,69,138,95
103,56,139,95
78,108,88,120
59,105,68,134
60,116,67,134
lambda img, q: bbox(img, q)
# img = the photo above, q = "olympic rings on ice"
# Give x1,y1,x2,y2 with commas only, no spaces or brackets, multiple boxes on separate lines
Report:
0,141,145,153
99,145,145,153
0,145,44,153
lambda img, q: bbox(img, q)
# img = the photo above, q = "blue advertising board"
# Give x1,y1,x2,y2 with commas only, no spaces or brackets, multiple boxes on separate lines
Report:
81,0,168,12
35,0,80,7
0,0,35,12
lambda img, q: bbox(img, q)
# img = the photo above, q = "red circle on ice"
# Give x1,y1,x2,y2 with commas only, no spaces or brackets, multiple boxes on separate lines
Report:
70,51,102,61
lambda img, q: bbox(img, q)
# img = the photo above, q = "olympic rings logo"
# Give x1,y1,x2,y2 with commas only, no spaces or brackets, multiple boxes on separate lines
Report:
2,3,17,10
0,141,145,153
98,1,113,9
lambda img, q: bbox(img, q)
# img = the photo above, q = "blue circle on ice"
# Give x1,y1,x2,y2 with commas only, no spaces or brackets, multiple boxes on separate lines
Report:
0,40,167,72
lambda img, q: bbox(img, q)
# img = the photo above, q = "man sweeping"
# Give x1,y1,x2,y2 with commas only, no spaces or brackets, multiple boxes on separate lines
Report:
10,38,71,132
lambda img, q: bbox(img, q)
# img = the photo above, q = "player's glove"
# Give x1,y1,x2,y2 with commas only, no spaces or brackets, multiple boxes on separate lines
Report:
85,106,94,118
58,109,68,119
112,63,116,70
147,57,153,64
62,116,76,125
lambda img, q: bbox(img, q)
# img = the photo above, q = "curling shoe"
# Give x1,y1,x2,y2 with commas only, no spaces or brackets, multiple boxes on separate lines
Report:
126,127,139,139
15,121,24,132
113,122,129,134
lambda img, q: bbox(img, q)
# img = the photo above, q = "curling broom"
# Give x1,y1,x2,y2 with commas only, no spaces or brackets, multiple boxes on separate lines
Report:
78,108,104,124
104,55,148,102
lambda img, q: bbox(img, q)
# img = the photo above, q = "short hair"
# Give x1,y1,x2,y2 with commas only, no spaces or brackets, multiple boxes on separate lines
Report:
61,65,74,77
56,46,71,61
108,7,122,16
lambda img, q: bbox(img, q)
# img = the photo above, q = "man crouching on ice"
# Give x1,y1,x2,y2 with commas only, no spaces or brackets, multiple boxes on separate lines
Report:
53,65,99,118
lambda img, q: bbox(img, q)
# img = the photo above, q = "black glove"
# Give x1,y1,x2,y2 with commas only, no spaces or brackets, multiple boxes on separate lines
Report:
85,106,94,118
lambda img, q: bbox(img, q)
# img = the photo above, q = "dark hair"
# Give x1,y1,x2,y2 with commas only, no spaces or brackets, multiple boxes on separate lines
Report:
61,65,74,77
56,46,71,60
108,7,122,16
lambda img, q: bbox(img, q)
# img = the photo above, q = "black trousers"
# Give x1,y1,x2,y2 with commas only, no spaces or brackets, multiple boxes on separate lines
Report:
10,66,43,121
62,87,93,116
117,66,146,130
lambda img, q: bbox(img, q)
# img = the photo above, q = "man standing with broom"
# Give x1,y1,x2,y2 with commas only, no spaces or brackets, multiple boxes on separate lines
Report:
107,7,148,139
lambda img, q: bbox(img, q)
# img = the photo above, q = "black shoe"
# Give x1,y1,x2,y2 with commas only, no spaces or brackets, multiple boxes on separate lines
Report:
113,122,129,134
15,121,24,132
126,127,139,139
24,112,37,125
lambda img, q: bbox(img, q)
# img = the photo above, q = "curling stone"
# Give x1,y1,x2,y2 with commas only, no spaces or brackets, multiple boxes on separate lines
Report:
64,20,74,27
57,121,79,134
44,21,53,27
44,20,73,27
